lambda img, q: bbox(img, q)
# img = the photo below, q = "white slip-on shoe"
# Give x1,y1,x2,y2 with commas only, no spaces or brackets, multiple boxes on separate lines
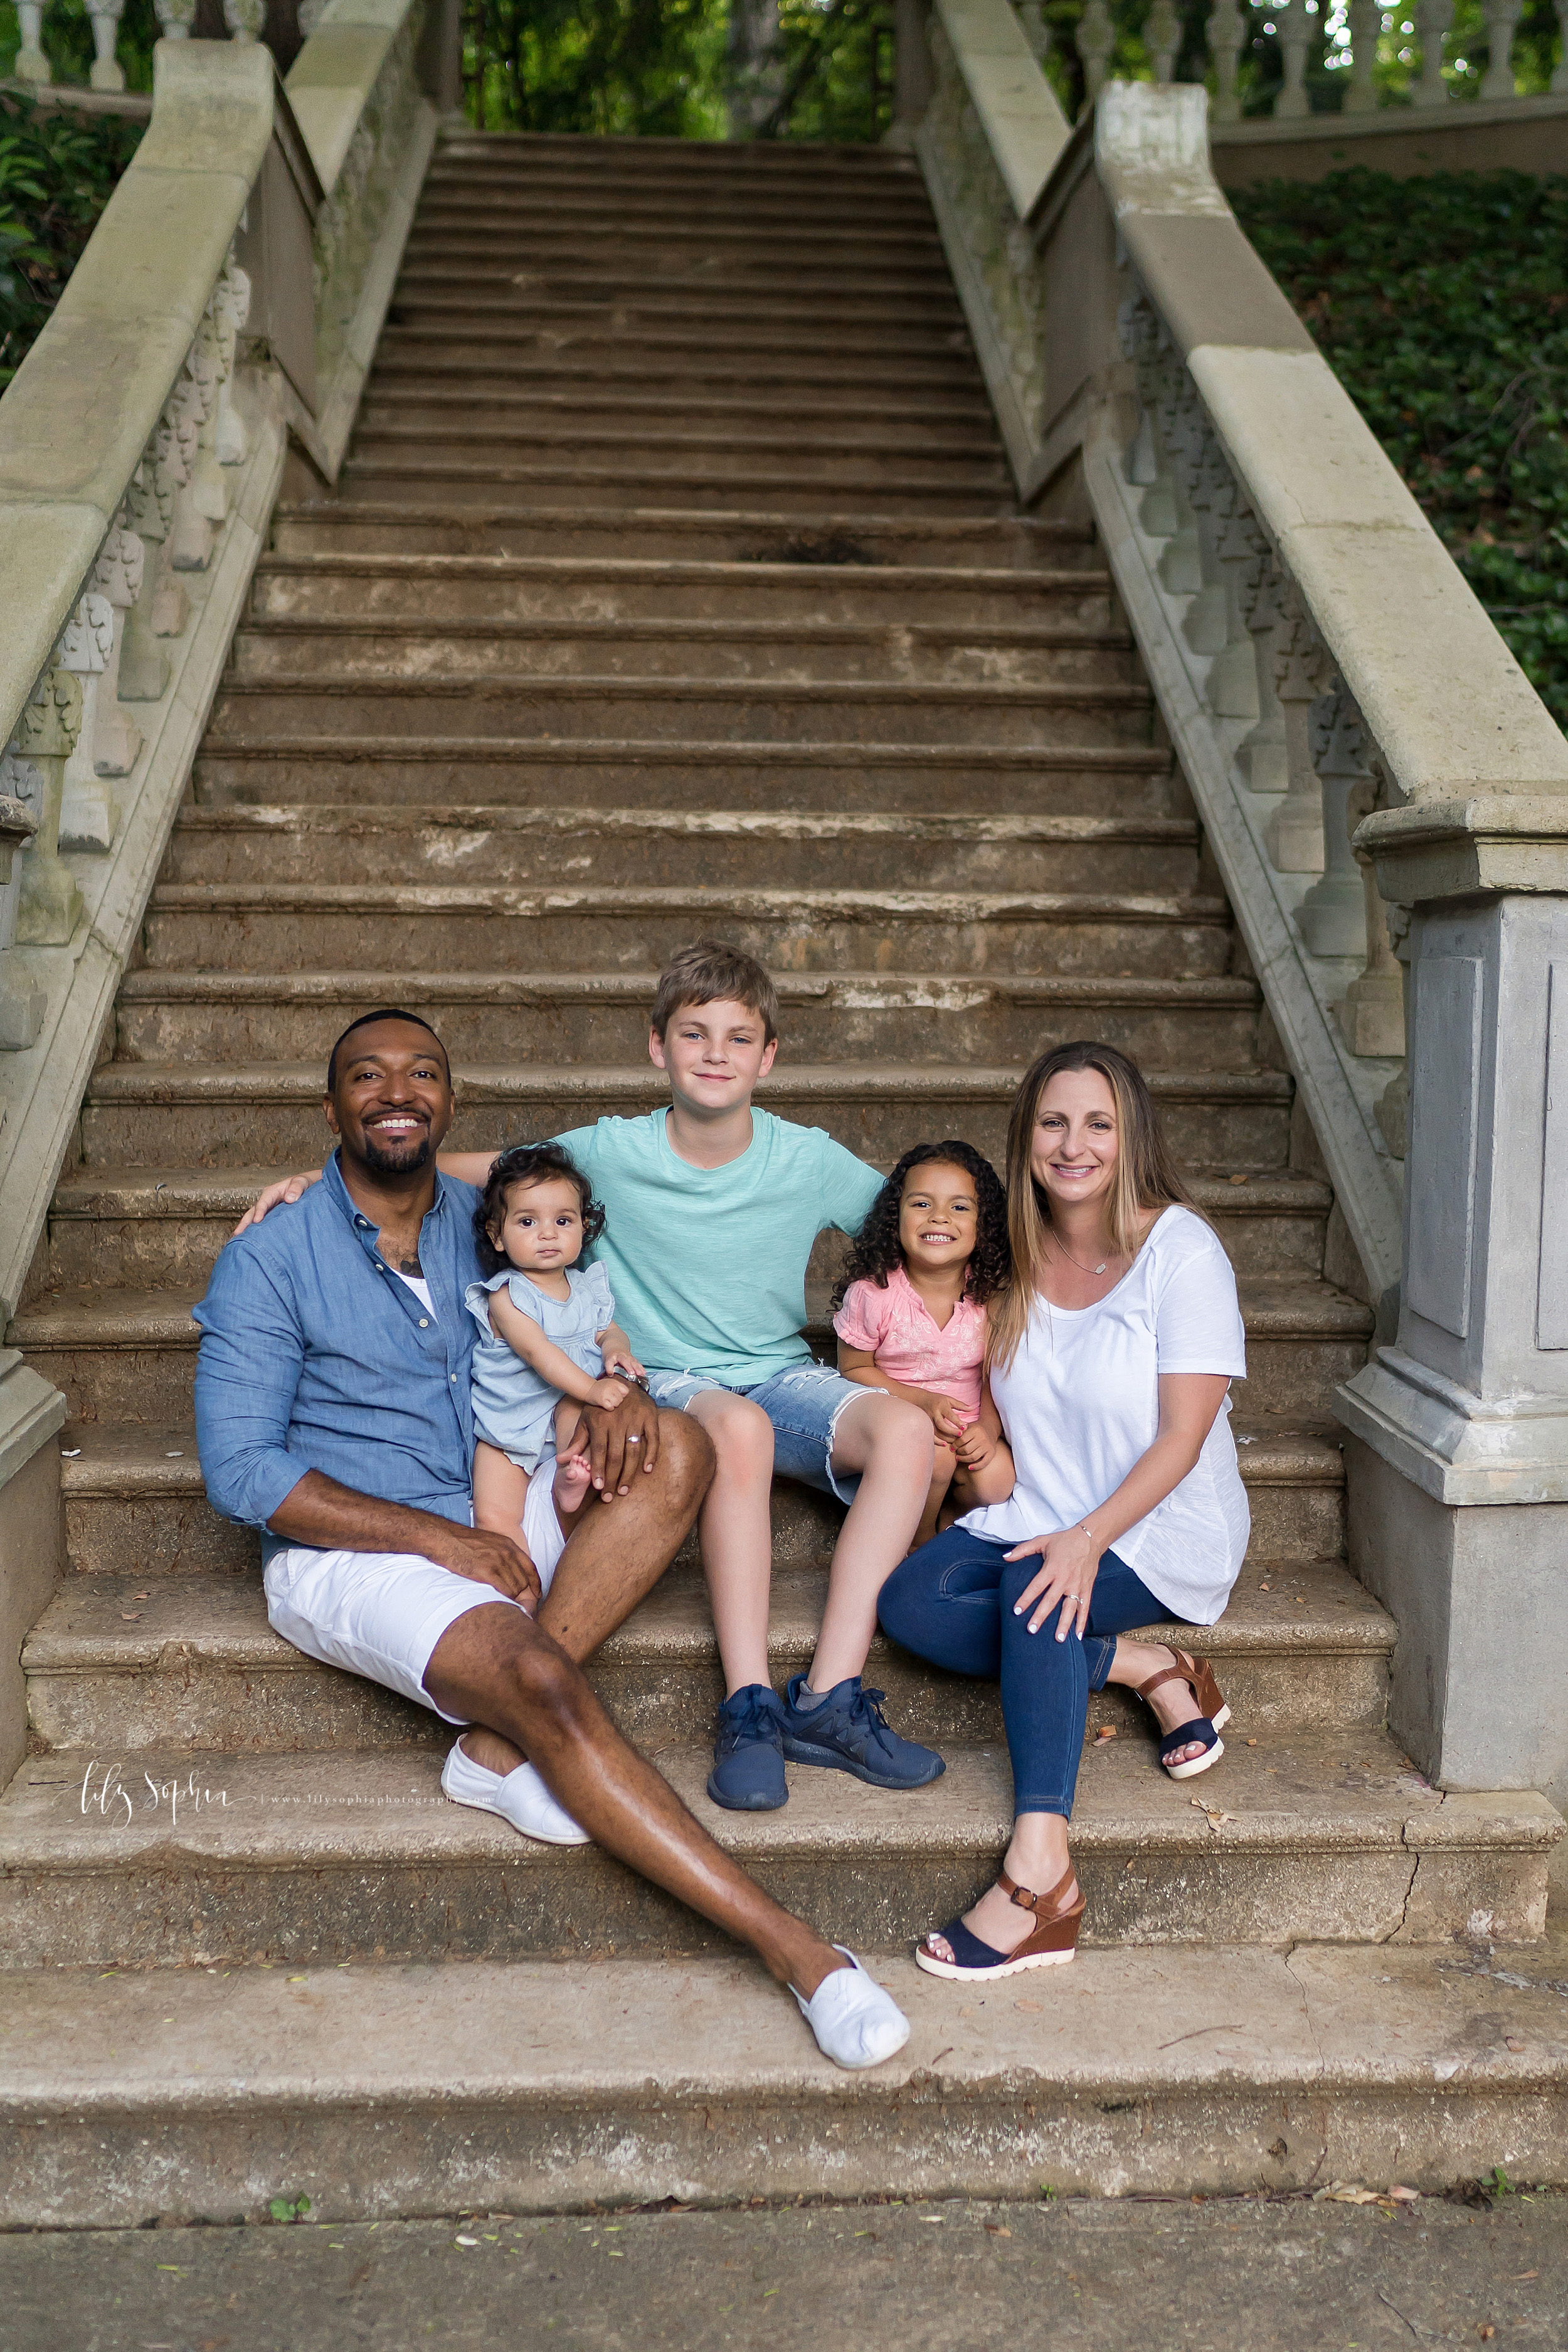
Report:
441,1737,591,1847
792,1946,911,2070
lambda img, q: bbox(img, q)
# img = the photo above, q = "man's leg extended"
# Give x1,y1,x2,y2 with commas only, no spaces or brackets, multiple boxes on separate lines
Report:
425,1600,843,1997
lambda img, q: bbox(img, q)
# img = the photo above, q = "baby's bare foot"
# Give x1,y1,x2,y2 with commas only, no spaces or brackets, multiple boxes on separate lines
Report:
552,1450,593,1517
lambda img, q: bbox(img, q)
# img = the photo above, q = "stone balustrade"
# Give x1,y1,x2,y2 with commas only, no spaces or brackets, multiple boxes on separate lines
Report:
1011,0,1568,122
10,0,310,91
905,0,1568,1858
0,3,450,1334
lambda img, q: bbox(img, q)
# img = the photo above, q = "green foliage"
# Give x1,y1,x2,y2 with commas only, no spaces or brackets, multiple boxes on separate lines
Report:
0,88,144,390
267,2191,314,2222
0,0,161,89
759,0,893,142
1232,167,1568,734
463,0,728,134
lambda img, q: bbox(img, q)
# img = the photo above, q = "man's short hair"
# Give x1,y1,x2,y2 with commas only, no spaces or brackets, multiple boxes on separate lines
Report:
326,1008,448,1090
651,941,780,1045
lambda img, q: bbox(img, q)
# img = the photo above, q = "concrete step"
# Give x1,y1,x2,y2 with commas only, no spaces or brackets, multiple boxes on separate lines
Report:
346,432,1008,492
400,238,953,285
204,676,1155,751
226,619,1140,691
47,1413,1347,1580
406,201,946,242
75,1059,1286,1166
43,1162,1325,1298
389,277,972,329
248,555,1109,629
1,1728,1553,1969
337,457,1012,516
110,969,1266,1080
161,804,1192,894
6,1935,1568,2223
369,339,987,398
266,503,1099,567
14,1276,1370,1424
23,1553,1390,1757
136,885,1224,980
356,395,1001,450
192,740,1176,816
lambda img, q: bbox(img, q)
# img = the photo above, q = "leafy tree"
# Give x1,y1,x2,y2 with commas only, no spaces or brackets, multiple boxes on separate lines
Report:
1234,167,1568,733
0,88,144,388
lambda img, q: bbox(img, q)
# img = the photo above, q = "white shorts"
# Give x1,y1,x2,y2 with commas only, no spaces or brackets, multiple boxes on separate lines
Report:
263,1473,568,1726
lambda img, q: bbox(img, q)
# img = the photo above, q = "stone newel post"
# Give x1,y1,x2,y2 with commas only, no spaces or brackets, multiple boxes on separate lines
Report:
1338,799,1568,1838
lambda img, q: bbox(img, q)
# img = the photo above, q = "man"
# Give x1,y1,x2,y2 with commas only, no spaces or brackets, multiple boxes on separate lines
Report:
194,1009,909,2070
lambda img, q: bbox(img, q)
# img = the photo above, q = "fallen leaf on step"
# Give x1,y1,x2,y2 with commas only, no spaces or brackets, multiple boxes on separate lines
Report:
1387,2186,1420,2202
1313,2183,1382,2205
60,1448,82,1459
1505,2036,1526,2051
1094,1725,1116,1741
1512,2271,1539,2281
164,1450,184,1459
131,1591,149,1601
1246,1738,1258,1747
1228,1173,1250,1185
984,2223,1012,2237
120,1612,141,1621
1015,2000,1042,2013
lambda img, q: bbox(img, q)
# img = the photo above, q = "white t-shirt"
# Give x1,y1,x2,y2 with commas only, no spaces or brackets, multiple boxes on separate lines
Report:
963,1205,1249,1626
394,1273,435,1316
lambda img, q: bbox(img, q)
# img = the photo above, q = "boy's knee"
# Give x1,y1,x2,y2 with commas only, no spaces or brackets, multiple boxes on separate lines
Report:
872,1396,936,1466
710,1394,775,1478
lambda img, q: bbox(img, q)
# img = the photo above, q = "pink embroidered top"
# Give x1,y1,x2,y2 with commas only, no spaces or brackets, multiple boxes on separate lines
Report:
832,1263,989,1422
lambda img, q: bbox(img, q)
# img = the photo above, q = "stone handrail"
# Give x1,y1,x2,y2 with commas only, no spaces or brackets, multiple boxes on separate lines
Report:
1011,0,1568,124
911,1,1568,1338
0,3,445,1335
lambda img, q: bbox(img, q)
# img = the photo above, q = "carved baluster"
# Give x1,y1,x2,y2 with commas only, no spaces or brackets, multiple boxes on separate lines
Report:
1237,553,1290,792
88,516,146,779
223,0,268,37
1183,436,1232,658
1018,0,1051,61
56,595,121,857
1338,777,1407,1056
169,349,220,572
211,255,252,469
14,2,50,80
1208,0,1247,119
1480,0,1522,94
1078,0,1116,109
1146,0,1182,78
122,454,176,701
1344,0,1384,107
1209,486,1262,721
1274,0,1313,113
1118,301,1162,495
1132,320,1182,540
13,670,86,948
154,0,196,30
1155,375,1204,597
1298,685,1370,955
88,0,126,89
1413,0,1453,100
1263,600,1330,872
0,760,46,1051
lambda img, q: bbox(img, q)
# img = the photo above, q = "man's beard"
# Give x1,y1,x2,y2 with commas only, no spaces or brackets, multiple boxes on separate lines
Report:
360,1129,434,1174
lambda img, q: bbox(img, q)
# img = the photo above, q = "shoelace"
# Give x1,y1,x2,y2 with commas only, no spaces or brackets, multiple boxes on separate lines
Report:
719,1689,781,1750
845,1685,896,1757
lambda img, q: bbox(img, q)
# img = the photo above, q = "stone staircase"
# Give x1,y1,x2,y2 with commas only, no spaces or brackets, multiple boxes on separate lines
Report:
3,130,1563,2224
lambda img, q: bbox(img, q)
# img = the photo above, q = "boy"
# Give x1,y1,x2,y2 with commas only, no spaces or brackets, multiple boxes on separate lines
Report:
241,943,944,1812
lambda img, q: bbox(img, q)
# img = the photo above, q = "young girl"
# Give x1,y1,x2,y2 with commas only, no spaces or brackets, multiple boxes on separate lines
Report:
467,1141,645,1575
832,1140,1015,1550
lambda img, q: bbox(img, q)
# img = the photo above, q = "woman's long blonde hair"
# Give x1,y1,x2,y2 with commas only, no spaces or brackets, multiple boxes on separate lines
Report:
988,1039,1202,1370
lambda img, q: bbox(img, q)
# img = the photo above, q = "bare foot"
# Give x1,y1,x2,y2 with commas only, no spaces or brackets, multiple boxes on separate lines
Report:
552,1449,594,1521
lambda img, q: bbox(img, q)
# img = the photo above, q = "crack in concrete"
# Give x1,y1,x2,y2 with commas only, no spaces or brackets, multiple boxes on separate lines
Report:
1280,1943,1332,2186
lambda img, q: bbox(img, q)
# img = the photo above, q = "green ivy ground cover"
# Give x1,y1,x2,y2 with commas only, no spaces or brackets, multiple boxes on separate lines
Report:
1232,166,1568,736
0,89,144,389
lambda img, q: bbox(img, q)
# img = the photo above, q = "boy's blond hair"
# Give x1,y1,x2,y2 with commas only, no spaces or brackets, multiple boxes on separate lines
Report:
651,940,780,1046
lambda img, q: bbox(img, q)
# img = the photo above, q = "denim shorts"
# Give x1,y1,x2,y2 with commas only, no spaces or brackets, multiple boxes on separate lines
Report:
645,1361,884,1504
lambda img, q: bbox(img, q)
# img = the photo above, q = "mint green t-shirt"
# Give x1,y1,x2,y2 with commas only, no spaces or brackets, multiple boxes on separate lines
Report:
553,1109,882,1384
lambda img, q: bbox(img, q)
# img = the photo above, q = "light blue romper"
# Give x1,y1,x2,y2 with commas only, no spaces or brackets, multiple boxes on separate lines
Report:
465,1260,617,1473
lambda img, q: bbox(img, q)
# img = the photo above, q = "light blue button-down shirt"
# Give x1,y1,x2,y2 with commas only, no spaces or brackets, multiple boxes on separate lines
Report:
193,1152,484,1561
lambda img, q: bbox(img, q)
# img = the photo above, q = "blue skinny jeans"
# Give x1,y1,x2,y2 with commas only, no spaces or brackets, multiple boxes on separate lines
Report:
878,1526,1187,1819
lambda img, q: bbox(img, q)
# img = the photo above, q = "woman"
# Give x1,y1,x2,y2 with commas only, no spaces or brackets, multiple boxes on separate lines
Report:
877,1040,1248,1982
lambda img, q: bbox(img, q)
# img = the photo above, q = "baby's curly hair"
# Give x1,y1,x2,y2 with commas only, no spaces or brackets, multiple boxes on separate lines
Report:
474,1142,606,1277
831,1141,1010,1312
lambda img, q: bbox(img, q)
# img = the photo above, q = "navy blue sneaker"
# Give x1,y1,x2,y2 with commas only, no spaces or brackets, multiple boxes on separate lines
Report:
780,1675,946,1791
707,1684,788,1811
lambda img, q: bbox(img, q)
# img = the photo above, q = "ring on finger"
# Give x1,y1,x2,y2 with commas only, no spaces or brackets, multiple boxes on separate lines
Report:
627,1433,642,1444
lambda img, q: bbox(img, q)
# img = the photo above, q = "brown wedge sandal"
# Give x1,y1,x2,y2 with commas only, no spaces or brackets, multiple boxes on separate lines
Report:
1136,1647,1231,1780
914,1861,1086,1981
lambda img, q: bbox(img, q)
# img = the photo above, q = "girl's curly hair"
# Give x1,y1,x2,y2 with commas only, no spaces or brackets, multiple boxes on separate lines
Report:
831,1141,1010,1312
474,1141,606,1277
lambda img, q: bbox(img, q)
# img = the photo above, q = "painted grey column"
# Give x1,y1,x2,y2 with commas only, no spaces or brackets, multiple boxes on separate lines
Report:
891,0,934,138
1337,800,1568,1839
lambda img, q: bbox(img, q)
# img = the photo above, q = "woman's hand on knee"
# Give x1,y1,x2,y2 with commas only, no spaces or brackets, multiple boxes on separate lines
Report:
1005,1527,1099,1639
